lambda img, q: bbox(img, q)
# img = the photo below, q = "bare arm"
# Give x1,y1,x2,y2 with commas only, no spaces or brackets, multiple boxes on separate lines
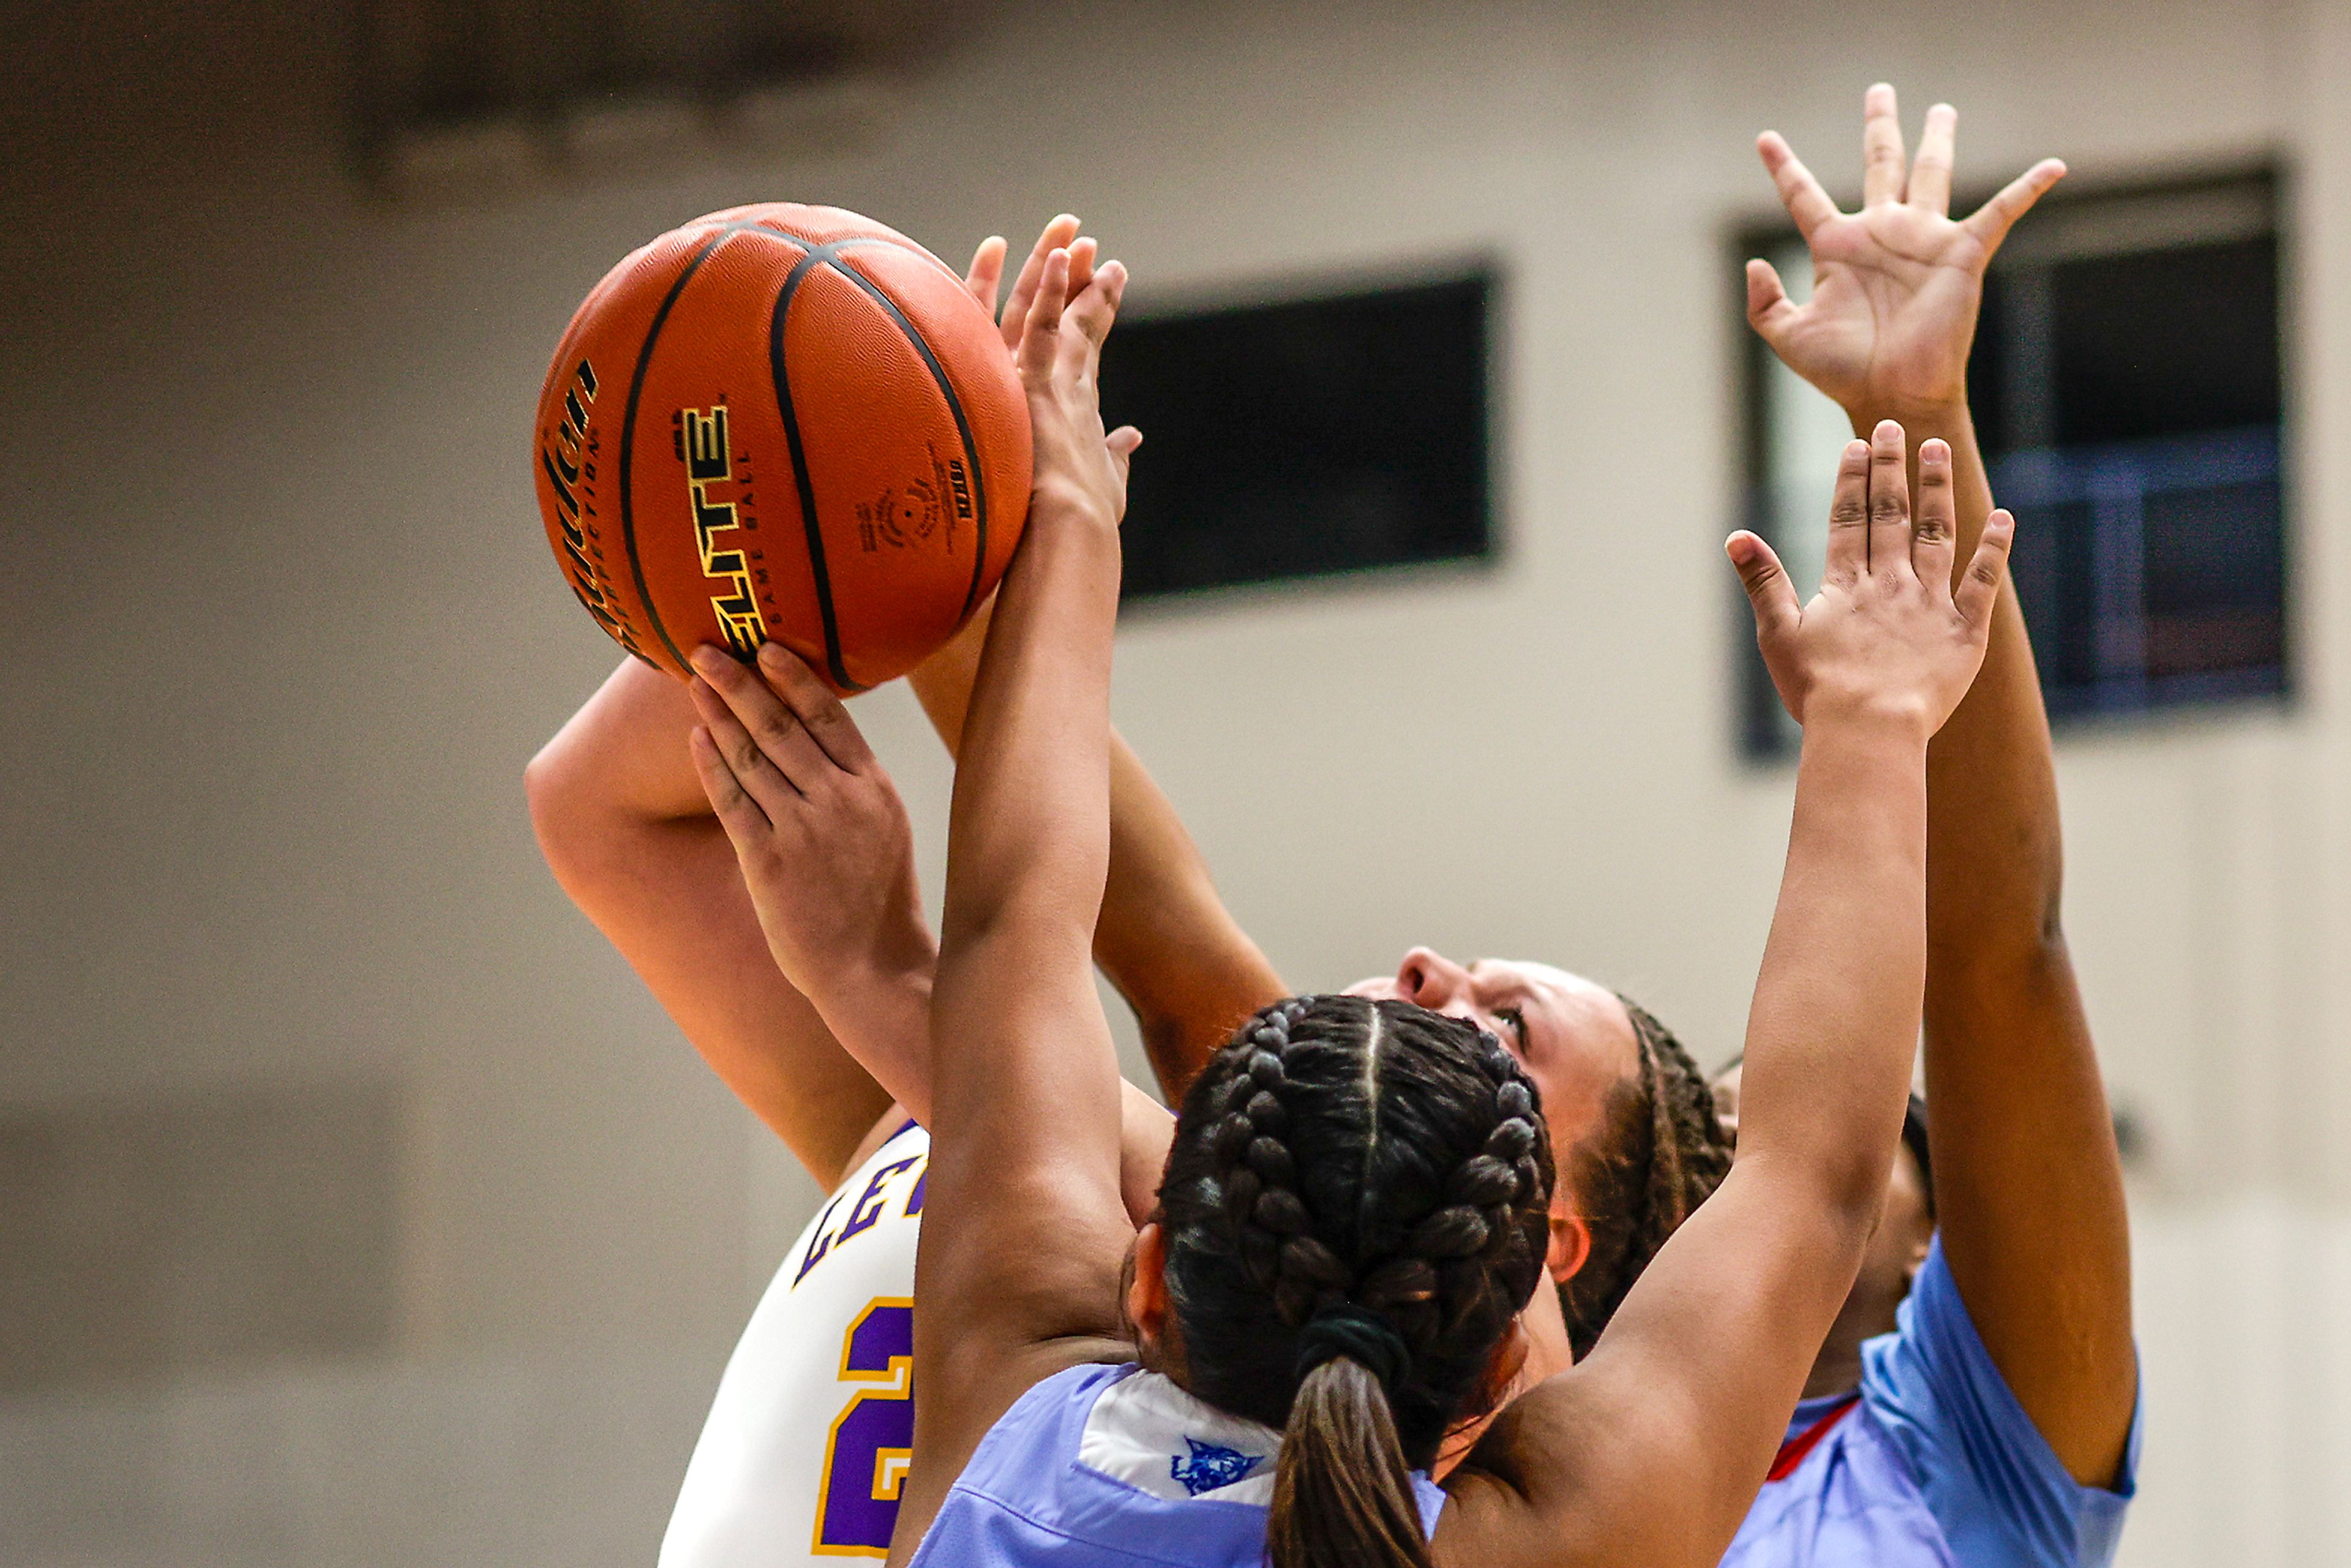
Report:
924,217,1287,1100
1441,430,2014,1567
891,253,1142,1563
1749,86,2134,1483
910,600,1284,1100
525,661,898,1188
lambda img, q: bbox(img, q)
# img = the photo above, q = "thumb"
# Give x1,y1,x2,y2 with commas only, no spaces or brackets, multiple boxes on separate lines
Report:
1106,426,1142,488
1745,258,1798,345
1954,508,2017,629
1727,530,1801,638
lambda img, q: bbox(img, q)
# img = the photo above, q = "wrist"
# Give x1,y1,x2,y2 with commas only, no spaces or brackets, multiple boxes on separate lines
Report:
1801,688,1937,749
1847,395,1971,438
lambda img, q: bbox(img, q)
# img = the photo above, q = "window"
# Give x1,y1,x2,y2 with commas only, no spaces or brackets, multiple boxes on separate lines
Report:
1098,272,1495,602
1736,170,2285,756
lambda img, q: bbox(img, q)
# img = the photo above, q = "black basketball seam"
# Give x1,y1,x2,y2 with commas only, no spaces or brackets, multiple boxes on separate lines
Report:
769,242,863,692
615,221,767,673
759,230,997,689
818,248,997,625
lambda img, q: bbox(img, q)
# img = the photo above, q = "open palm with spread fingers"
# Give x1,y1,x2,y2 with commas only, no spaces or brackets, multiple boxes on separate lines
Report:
1730,421,2014,734
1749,83,2065,419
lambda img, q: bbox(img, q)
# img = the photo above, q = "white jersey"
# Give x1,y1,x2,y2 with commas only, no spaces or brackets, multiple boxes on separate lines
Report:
661,1120,929,1566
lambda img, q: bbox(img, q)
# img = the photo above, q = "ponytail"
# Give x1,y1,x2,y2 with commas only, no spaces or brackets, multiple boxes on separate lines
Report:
1266,1354,1431,1568
1158,998,1555,1567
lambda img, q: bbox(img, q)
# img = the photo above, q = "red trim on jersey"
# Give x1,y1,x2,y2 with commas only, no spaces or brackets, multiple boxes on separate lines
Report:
1767,1395,1861,1482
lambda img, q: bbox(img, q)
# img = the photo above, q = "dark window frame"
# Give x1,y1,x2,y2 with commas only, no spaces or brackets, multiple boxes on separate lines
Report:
1728,163,2292,760
1099,260,1507,613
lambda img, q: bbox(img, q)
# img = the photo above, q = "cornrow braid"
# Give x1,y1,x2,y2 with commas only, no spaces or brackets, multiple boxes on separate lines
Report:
1159,992,1554,1468
1555,996,1736,1359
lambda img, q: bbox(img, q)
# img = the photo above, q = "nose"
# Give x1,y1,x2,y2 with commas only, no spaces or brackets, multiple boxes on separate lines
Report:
1396,947,1477,1017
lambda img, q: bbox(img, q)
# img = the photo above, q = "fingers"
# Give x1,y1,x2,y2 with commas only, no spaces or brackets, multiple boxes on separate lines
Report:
1908,102,1957,215
1744,257,1798,347
1106,425,1142,488
688,644,828,805
688,725,773,847
1861,82,1907,206
1063,234,1099,303
754,642,875,773
1955,508,2017,628
1824,438,1872,582
1866,419,1914,576
1757,132,1839,240
962,235,1007,319
1018,247,1071,382
1963,158,2068,259
1728,531,1802,642
1000,214,1081,351
1058,258,1128,381
1911,438,1959,591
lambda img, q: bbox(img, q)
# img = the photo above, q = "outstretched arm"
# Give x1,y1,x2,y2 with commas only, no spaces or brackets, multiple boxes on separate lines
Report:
922,217,1286,1100
910,600,1284,1100
1749,85,2134,1485
888,252,1142,1564
1444,429,2014,1568
525,661,898,1188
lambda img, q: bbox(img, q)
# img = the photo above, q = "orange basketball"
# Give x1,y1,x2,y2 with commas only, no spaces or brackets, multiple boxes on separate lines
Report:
532,203,1030,690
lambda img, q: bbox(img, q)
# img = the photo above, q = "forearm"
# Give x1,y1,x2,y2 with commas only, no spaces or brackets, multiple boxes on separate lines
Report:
915,602,1284,1100
940,525,1120,937
1848,400,2064,969
1735,713,1930,1217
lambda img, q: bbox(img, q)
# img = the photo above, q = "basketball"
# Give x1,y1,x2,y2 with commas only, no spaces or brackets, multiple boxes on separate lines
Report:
532,203,1031,691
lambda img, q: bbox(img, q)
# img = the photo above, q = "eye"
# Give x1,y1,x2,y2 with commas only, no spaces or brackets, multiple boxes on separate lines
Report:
1492,1006,1528,1050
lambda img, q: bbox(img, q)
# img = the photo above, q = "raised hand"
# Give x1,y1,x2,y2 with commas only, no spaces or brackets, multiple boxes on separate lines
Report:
1747,84,2064,420
1014,246,1138,533
1729,421,2014,735
684,641,932,1000
964,214,1099,354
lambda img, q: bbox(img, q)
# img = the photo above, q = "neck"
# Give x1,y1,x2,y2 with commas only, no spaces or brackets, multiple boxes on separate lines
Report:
1801,1338,1865,1402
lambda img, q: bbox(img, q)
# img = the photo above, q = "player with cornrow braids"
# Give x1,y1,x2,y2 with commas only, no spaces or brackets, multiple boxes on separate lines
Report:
1156,994,1554,1568
754,231,2020,1567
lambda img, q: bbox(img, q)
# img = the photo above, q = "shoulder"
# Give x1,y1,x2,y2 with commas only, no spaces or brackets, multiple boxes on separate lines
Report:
910,1365,1281,1568
1860,1235,2143,1567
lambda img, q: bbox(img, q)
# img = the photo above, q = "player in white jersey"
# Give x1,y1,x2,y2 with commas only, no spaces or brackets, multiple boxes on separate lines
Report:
661,1118,928,1563
527,219,1291,1566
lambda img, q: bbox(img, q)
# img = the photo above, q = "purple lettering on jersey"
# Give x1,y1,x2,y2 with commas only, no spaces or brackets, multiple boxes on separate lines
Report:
839,1156,921,1245
793,1193,850,1288
816,1300,916,1555
905,1166,927,1216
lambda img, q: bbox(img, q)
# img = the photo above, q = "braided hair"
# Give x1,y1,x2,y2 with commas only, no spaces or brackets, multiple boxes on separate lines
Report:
1554,997,1736,1359
1158,995,1554,1568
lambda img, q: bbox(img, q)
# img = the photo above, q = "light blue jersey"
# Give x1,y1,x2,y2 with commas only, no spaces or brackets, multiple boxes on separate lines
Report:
907,1362,1445,1566
1720,1236,2142,1568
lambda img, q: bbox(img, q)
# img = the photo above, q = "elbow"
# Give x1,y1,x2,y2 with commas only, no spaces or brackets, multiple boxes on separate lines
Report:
522,740,594,880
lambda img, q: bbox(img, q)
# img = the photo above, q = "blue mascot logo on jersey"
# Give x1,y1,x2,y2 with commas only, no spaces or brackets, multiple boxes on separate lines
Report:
1171,1437,1265,1496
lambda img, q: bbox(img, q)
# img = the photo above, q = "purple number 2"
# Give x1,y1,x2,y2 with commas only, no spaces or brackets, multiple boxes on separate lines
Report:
813,1297,915,1557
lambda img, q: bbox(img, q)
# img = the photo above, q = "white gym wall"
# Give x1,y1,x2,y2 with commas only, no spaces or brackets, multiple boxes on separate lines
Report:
3,0,2346,1561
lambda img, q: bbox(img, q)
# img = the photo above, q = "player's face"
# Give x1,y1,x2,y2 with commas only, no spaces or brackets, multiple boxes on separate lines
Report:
1344,950,1642,1188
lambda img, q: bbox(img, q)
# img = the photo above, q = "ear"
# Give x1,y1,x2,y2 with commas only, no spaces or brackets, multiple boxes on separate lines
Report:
1546,1202,1593,1283
1127,1221,1171,1351
1901,1217,1934,1289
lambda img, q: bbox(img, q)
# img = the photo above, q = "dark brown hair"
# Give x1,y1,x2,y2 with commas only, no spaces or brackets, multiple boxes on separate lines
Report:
1555,998,1736,1359
1158,996,1554,1568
